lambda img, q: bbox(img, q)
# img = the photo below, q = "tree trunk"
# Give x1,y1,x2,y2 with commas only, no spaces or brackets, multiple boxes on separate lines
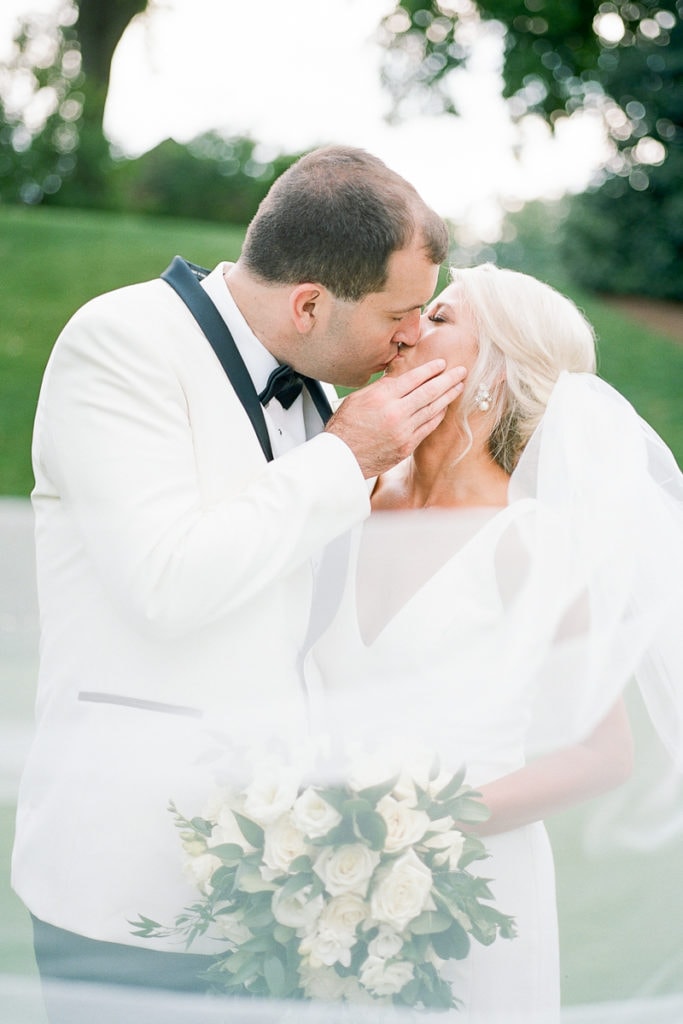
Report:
75,0,149,95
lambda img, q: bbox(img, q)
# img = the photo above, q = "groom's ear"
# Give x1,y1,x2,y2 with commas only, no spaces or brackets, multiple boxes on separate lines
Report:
289,283,330,335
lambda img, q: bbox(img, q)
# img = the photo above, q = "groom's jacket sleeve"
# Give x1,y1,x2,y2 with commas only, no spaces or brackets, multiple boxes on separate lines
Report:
32,281,369,636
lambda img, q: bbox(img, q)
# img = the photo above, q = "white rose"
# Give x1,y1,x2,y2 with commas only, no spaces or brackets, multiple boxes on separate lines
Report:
262,813,308,876
272,885,324,931
359,955,414,997
207,803,253,852
292,788,342,839
370,849,433,932
183,852,222,896
423,828,466,870
299,925,354,969
319,893,367,944
242,765,300,825
313,844,380,898
377,794,430,853
300,964,348,1001
367,925,403,960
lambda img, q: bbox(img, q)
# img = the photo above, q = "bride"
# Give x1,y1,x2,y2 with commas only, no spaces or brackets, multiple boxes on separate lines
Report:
308,264,683,1022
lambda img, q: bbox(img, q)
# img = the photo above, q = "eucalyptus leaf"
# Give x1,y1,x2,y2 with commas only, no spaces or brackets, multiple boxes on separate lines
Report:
272,923,295,945
434,764,467,802
409,910,452,935
209,843,244,865
232,811,264,849
238,933,276,954
432,920,471,960
316,787,348,814
189,815,214,837
263,954,287,997
342,797,375,816
278,871,313,902
353,809,388,851
446,794,491,824
288,855,312,873
357,774,400,806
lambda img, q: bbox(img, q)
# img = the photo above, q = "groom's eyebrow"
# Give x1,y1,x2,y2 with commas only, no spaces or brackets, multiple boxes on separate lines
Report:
390,302,424,315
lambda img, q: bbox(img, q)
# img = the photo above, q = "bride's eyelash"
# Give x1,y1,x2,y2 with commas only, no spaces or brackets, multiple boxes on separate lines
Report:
428,312,446,323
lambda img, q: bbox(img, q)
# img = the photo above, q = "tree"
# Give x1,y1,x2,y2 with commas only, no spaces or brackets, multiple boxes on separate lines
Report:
0,0,149,206
0,1,302,222
379,2,679,154
378,1,683,297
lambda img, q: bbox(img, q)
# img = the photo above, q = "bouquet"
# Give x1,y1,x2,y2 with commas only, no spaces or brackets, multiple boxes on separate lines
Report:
132,754,515,1010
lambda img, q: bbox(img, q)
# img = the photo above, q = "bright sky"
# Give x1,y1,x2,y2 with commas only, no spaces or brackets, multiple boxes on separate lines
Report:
0,0,611,238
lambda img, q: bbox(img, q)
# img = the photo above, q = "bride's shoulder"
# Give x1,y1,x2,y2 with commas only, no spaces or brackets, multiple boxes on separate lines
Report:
370,460,412,511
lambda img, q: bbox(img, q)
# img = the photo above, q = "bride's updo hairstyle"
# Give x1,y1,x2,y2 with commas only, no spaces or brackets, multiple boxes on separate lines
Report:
451,264,597,473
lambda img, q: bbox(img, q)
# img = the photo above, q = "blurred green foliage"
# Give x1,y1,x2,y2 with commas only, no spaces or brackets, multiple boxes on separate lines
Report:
560,147,683,301
380,1,683,299
107,135,304,225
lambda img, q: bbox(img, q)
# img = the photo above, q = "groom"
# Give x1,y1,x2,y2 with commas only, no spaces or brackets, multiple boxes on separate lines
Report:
12,145,465,1018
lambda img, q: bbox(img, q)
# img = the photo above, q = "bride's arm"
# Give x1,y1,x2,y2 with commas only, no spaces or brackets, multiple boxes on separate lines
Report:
469,698,634,837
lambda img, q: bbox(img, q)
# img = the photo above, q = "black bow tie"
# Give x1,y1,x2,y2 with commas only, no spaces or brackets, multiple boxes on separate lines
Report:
259,364,304,409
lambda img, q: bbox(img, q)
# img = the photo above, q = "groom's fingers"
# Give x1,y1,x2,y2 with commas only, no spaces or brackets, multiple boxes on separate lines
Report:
393,361,468,425
326,360,467,479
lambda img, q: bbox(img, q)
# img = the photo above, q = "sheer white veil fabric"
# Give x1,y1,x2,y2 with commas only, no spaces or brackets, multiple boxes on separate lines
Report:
508,371,683,769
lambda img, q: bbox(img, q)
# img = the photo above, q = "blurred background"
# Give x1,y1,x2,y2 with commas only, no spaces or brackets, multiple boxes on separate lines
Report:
1,1,682,1021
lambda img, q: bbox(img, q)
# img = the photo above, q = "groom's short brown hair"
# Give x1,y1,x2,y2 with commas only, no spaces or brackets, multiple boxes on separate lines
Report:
240,145,448,302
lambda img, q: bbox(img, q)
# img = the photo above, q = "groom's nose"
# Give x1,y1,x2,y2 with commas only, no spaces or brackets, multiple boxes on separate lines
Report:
392,308,421,347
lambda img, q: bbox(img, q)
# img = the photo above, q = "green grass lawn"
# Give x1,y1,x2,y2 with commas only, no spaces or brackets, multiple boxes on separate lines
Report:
1,204,682,496
0,205,245,496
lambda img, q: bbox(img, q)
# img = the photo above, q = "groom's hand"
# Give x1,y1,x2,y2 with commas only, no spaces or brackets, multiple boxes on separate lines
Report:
326,360,466,479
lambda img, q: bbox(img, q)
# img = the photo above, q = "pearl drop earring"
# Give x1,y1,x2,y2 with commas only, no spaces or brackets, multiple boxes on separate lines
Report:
475,383,492,412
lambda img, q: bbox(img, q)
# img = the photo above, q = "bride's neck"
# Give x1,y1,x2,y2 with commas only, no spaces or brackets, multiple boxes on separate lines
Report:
374,427,510,511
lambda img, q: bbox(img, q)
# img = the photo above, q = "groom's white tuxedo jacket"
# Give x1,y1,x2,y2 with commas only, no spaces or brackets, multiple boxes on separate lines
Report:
12,271,369,948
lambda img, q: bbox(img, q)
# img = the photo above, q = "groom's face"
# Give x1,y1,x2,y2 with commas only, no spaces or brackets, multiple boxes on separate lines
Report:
314,237,440,389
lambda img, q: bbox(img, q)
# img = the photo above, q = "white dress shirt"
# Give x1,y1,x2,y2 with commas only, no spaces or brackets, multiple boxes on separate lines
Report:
201,262,325,456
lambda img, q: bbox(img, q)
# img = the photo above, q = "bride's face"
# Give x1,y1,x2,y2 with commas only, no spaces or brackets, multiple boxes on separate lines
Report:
383,282,479,378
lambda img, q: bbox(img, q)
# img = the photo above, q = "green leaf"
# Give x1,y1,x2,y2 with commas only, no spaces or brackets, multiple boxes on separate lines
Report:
238,933,276,954
189,815,213,837
357,774,400,806
278,872,313,902
432,920,471,960
232,811,264,849
272,923,296,946
401,931,431,962
241,902,275,930
209,842,245,865
342,797,375,817
445,793,491,824
409,910,452,935
128,914,164,938
223,955,260,987
263,954,287,997
316,787,348,814
434,765,467,802
288,854,312,873
353,809,388,851
314,820,354,846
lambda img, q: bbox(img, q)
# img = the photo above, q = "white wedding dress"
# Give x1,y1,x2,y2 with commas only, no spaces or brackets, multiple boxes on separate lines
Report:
307,373,683,1023
308,503,561,1023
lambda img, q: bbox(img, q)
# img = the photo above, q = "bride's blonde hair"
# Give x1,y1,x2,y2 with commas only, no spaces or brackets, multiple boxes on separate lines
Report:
450,264,597,473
